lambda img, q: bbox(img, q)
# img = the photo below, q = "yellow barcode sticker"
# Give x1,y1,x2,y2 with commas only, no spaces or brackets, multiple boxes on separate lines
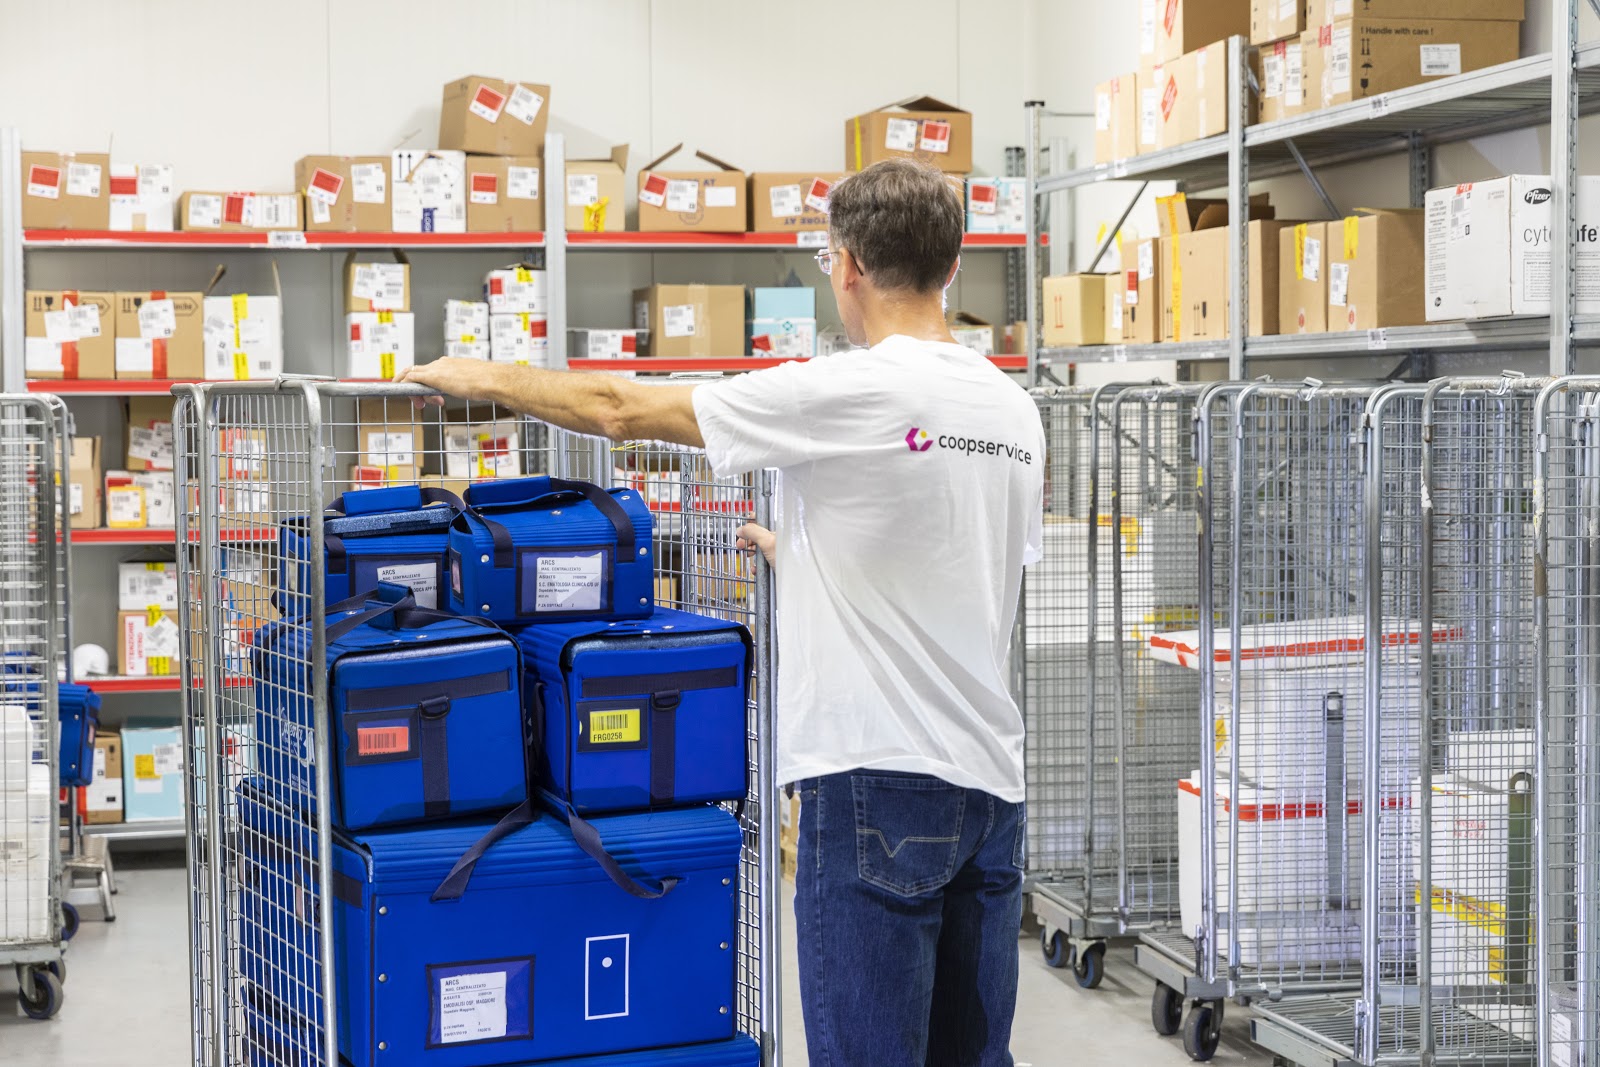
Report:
380,352,395,379
1294,223,1308,281
515,266,532,283
146,604,162,627
516,359,529,366
377,310,394,325
459,334,474,343
134,754,157,780
149,656,172,677
588,708,641,745
233,352,249,380
1344,216,1360,260
583,196,609,233
146,562,164,572
231,293,249,321
518,312,530,330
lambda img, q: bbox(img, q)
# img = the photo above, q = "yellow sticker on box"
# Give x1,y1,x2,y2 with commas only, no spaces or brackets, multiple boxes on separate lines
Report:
146,604,162,627
1344,217,1360,260
231,293,249,321
233,352,249,380
149,656,171,676
134,754,157,779
588,708,641,745
380,352,395,379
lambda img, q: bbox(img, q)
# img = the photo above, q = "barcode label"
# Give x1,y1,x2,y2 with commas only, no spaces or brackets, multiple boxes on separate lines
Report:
358,725,411,756
588,708,641,745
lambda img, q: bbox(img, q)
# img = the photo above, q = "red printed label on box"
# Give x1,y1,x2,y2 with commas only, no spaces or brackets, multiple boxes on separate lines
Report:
920,120,951,154
1320,24,1333,46
1162,77,1179,121
1126,269,1140,304
639,172,669,208
224,194,247,225
470,83,507,123
1164,0,1179,35
806,178,834,214
527,317,547,338
488,276,505,296
27,165,61,199
470,172,499,205
307,167,344,206
109,174,138,196
621,334,637,354
970,184,999,214
349,323,363,342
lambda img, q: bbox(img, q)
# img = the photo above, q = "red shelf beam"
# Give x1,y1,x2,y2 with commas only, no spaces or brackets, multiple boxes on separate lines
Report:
70,528,274,545
24,230,545,249
85,675,249,694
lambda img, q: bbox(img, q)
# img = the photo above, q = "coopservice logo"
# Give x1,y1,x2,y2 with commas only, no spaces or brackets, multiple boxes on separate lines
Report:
905,427,933,452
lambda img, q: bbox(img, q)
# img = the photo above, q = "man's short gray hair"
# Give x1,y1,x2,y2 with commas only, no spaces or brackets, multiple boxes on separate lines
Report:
829,160,965,295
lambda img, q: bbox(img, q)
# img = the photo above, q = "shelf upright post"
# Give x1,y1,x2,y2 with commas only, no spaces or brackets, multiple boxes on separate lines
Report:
1,127,23,393
546,132,569,370
1407,133,1432,210
1227,36,1249,379
1025,101,1044,387
1552,0,1579,379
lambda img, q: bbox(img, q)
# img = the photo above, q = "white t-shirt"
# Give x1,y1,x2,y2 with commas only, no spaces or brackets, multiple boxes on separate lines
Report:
692,335,1045,802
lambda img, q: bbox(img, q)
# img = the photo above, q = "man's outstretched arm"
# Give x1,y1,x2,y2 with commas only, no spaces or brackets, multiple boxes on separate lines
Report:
397,357,704,448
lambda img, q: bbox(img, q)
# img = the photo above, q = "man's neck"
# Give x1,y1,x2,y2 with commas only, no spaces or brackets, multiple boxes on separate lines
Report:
861,296,959,348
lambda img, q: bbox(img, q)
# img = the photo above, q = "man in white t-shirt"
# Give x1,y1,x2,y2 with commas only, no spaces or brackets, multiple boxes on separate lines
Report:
400,159,1045,1065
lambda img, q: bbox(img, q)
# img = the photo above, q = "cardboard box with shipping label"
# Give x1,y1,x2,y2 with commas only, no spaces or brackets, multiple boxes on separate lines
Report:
1280,222,1330,333
1042,275,1108,347
1094,75,1141,164
1327,210,1426,331
202,293,282,380
21,151,110,230
69,437,101,530
566,146,629,233
465,155,544,233
485,265,548,314
119,609,181,677
108,163,175,232
391,150,466,234
1252,0,1308,45
296,155,391,232
444,421,523,480
966,178,1027,234
1426,175,1600,321
749,172,842,233
115,291,203,380
1154,0,1251,63
949,313,994,357
1178,220,1293,339
845,96,973,173
749,288,817,360
180,191,302,232
489,313,549,365
570,328,645,361
1124,238,1164,343
346,312,416,379
121,724,184,822
1259,38,1306,123
355,398,422,470
1319,16,1521,108
638,146,747,232
26,289,115,380
445,300,489,343
634,285,746,359
439,76,551,157
344,254,410,313
83,730,123,825
124,396,176,472
106,470,176,528
119,561,179,613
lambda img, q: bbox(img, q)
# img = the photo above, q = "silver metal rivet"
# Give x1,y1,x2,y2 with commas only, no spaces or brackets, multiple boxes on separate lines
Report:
378,973,387,983
602,957,613,969
378,906,387,916
638,547,647,556
480,554,489,564
552,509,562,516
720,941,729,950
720,1006,729,1015
639,597,647,605
378,1042,387,1051
482,604,491,612
722,878,731,886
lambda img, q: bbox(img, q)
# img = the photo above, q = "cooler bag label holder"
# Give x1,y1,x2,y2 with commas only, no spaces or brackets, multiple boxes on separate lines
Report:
427,956,534,1048
519,544,615,617
349,553,445,611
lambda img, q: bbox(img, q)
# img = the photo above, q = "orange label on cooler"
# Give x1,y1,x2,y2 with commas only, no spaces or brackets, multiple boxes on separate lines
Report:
357,724,410,756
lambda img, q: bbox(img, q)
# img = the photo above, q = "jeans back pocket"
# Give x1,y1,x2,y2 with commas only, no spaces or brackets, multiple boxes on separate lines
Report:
852,774,966,897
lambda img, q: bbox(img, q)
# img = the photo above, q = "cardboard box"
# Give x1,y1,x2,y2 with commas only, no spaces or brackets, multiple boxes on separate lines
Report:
445,300,489,342
1327,210,1426,331
115,291,203,380
570,328,646,361
565,146,629,233
295,154,391,232
749,288,817,360
1280,221,1330,333
82,730,123,825
749,172,842,232
119,561,179,613
121,724,184,821
966,178,1027,234
1426,175,1600,321
634,285,746,358
465,155,544,232
1094,74,1141,163
203,265,283,380
355,397,423,470
344,254,410,313
1259,37,1306,123
119,609,180,677
106,470,176,529
1298,30,1325,118
638,146,747,232
1154,0,1251,63
1165,42,1244,147
845,95,973,173
1314,0,1524,25
179,191,302,232
20,151,111,230
25,290,114,380
1318,17,1522,109
108,163,175,232
219,429,268,483
444,421,523,480
949,312,995,356
1042,275,1108,347
350,464,423,490
1141,64,1172,152
1178,220,1292,339
69,437,101,530
391,150,466,233
439,76,551,157
485,265,548,314
124,396,176,472
489,313,550,365
1124,238,1164,343
346,312,416,379
1252,0,1308,45
446,341,492,360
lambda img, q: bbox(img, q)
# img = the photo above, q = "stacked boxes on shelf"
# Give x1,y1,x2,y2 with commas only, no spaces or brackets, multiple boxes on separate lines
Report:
344,254,415,379
0,697,52,938
485,264,549,365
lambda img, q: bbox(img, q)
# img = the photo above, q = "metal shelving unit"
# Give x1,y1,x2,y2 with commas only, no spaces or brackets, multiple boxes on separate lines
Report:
1023,21,1600,382
80,819,185,841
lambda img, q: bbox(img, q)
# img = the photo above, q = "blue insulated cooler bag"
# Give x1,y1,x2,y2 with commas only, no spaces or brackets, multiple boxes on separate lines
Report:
252,583,525,831
57,682,100,788
236,781,742,1067
517,608,751,817
447,476,654,624
279,484,458,613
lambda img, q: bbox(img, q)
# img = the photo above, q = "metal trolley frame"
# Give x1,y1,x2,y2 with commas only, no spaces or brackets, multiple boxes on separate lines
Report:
0,392,70,1020
175,380,782,1067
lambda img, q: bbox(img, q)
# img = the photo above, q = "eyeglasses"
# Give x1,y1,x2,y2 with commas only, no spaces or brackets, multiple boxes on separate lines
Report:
815,248,840,276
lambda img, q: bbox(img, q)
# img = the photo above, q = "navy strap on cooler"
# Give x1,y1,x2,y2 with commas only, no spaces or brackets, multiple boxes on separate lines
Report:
453,476,638,568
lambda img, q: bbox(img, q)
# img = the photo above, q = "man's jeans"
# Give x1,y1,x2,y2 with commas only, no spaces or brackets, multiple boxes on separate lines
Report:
793,770,1025,1067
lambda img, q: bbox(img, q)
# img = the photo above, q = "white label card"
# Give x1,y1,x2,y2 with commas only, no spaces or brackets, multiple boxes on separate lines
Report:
69,483,83,515
66,162,102,197
1138,242,1155,281
704,185,737,208
43,310,76,343
268,230,307,248
25,338,63,373
439,971,508,1045
375,561,437,609
769,184,803,218
311,198,333,224
536,553,604,612
352,264,406,308
1420,44,1461,78
1329,262,1350,307
568,173,599,207
884,118,919,152
189,194,223,228
364,431,416,467
796,230,830,248
1096,92,1112,132
1303,236,1322,282
505,85,544,125
352,163,387,204
665,180,699,213
1551,1013,1573,1067
128,426,175,467
109,488,144,525
663,304,696,338
68,304,101,338
139,299,177,338
507,166,539,200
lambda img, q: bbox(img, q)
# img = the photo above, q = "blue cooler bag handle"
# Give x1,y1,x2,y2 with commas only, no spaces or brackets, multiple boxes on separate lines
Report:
323,485,462,576
456,477,637,569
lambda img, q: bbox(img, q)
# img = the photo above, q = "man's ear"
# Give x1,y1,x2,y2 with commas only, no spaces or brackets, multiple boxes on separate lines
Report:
942,256,961,291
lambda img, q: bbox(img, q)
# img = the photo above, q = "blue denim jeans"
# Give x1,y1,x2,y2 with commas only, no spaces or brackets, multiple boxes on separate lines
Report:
793,770,1025,1067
